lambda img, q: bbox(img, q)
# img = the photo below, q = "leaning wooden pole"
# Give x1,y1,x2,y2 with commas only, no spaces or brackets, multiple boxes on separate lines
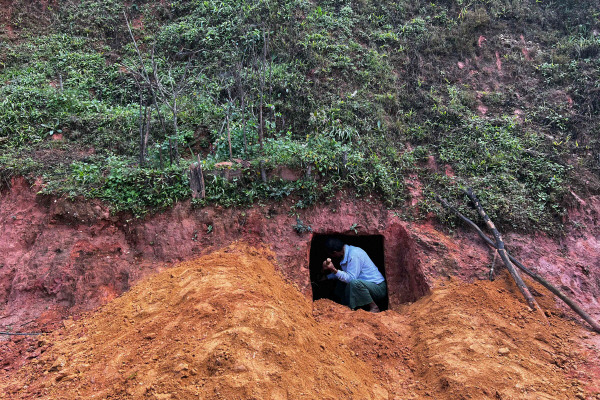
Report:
509,253,600,333
436,194,600,333
463,188,541,311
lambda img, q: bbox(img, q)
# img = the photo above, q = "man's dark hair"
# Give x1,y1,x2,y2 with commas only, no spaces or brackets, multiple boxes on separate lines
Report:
324,237,344,253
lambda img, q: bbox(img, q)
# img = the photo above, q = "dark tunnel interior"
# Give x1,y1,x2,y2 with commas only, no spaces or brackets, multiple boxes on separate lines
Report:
309,234,388,311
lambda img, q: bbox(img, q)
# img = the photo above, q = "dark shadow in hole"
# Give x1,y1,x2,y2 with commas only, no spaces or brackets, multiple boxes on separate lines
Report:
309,233,388,311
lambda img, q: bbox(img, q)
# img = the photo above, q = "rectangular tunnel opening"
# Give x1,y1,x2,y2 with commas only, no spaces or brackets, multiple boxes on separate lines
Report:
309,233,388,311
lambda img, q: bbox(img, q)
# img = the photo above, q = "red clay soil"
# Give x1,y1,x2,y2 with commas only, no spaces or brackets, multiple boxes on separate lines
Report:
1,244,386,400
2,178,600,398
0,0,55,39
3,176,599,331
0,244,596,399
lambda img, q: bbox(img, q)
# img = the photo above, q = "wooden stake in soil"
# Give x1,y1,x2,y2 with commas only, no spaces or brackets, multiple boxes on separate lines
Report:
436,194,600,333
190,155,205,199
463,188,543,314
489,252,498,281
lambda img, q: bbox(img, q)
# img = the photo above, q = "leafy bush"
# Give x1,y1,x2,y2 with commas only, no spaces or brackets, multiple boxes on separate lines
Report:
434,115,569,231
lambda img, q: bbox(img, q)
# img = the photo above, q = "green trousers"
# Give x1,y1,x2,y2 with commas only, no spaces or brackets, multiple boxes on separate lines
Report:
335,279,387,310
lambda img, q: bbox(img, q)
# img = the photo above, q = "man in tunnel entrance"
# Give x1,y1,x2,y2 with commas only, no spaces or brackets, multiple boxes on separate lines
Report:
322,237,387,313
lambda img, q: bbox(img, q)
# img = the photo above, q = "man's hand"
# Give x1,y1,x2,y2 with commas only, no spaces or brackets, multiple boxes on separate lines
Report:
322,258,337,275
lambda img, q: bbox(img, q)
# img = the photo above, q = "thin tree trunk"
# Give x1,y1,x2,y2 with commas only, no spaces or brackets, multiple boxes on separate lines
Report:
237,64,247,154
233,60,247,154
258,29,266,153
257,33,268,183
159,142,163,169
241,92,247,154
226,101,233,161
144,107,150,162
124,12,168,142
267,31,274,132
198,156,205,198
260,160,267,183
172,99,180,162
341,151,348,177
139,96,145,167
150,48,169,139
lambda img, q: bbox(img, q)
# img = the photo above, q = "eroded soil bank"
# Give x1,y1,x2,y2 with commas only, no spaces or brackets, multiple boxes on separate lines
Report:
1,178,600,397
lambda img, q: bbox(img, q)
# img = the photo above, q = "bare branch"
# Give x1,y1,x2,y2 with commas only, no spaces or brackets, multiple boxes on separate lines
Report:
464,188,543,316
436,194,600,333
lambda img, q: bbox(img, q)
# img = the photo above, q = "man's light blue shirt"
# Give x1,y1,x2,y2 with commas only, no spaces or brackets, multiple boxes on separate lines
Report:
327,245,385,284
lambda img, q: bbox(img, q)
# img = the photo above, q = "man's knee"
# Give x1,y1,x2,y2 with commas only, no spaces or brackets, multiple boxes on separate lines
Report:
348,279,367,290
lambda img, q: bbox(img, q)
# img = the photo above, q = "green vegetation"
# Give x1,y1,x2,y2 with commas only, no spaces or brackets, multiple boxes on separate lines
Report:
1,0,599,231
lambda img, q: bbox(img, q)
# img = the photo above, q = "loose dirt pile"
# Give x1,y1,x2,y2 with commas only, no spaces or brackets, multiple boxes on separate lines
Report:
1,244,386,400
1,243,596,399
409,276,592,399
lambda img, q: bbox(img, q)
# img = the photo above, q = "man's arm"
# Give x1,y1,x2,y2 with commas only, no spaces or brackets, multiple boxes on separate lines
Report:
322,258,338,279
333,254,360,283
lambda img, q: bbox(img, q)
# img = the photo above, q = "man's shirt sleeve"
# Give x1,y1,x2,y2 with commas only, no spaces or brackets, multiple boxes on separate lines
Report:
334,254,360,283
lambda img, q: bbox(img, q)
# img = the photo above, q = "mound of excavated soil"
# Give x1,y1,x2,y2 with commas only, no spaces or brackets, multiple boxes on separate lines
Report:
313,273,596,400
1,244,387,400
1,243,597,399
408,276,592,399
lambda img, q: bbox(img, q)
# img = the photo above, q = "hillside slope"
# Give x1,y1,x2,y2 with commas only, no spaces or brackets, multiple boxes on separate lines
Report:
1,0,599,231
